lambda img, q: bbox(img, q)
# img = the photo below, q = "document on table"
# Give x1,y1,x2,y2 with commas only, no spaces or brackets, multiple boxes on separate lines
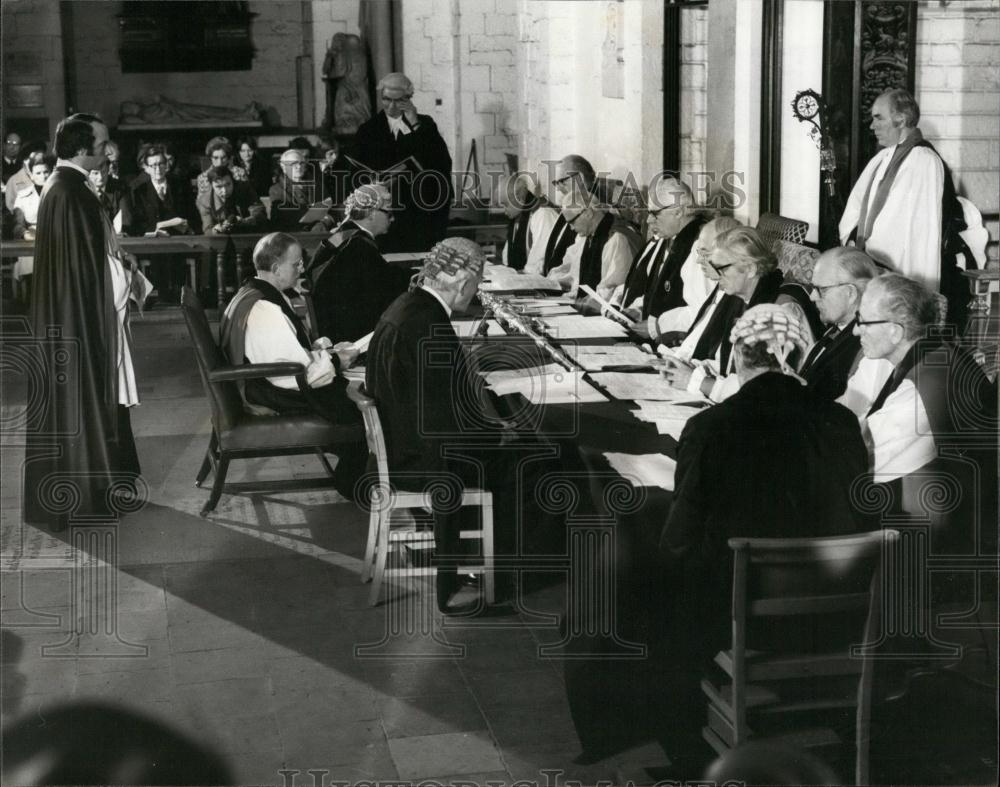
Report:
352,331,374,353
480,266,562,292
515,303,578,316
479,363,566,388
539,314,628,339
603,452,677,491
487,369,606,404
452,319,505,337
630,400,707,421
564,344,657,371
589,371,709,402
508,296,576,306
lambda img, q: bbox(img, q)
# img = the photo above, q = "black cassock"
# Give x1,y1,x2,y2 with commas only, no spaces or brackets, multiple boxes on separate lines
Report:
306,222,412,344
23,166,140,528
356,112,453,253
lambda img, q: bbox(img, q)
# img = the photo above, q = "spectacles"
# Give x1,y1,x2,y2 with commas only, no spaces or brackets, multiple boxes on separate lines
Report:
552,173,578,190
707,260,735,275
854,310,899,328
285,257,305,269
381,94,413,105
648,205,681,219
812,282,849,297
565,210,586,227
146,161,169,169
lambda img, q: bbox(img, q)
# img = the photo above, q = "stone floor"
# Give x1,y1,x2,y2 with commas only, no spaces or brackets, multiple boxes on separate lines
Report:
0,310,651,786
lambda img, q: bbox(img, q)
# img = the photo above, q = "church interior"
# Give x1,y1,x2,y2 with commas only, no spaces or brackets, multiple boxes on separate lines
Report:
2,0,998,785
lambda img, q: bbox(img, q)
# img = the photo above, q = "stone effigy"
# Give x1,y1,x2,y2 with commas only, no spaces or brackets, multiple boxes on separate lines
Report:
322,33,371,135
119,95,262,125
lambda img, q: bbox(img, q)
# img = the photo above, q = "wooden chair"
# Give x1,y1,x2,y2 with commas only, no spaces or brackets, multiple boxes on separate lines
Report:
701,530,898,785
180,286,364,515
354,390,495,607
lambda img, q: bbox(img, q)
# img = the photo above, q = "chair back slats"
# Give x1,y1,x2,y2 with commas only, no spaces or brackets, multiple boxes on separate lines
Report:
180,286,246,434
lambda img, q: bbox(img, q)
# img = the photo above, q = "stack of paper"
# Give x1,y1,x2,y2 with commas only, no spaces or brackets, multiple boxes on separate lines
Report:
539,314,628,339
564,345,657,371
603,452,677,491
630,400,704,439
480,266,562,293
588,372,683,401
509,296,576,306
479,363,566,388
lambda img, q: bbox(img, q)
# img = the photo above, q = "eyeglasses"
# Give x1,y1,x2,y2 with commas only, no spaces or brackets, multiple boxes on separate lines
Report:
381,94,413,105
146,161,169,169
707,260,735,275
285,257,305,269
565,210,587,227
854,310,899,328
552,173,579,191
648,205,681,219
812,282,849,297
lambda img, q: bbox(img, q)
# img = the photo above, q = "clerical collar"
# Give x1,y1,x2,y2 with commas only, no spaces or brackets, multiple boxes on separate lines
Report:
56,159,90,178
420,284,452,317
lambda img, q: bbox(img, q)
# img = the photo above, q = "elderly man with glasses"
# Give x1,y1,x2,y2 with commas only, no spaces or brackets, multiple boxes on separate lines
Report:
840,273,994,488
269,148,314,231
542,155,596,275
305,183,412,344
356,72,453,253
796,247,881,400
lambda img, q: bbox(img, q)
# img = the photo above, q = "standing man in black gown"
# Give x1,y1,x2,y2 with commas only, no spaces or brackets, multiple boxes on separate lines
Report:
23,113,143,529
356,72,453,253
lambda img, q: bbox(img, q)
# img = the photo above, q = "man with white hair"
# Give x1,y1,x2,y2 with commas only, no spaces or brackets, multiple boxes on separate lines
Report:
268,148,313,231
614,176,705,328
356,72,453,252
499,172,558,274
839,88,970,326
799,246,881,400
306,183,412,343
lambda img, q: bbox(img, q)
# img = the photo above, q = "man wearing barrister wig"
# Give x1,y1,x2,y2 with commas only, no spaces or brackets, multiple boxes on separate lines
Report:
306,183,412,344
366,238,571,613
655,304,871,771
356,72,453,253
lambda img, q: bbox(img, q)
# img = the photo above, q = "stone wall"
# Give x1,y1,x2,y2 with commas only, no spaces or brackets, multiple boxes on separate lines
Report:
1,0,66,141
71,1,306,129
679,6,708,180
915,0,1000,265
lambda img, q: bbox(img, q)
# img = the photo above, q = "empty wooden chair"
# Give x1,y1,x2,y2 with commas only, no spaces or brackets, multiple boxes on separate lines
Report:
701,530,898,785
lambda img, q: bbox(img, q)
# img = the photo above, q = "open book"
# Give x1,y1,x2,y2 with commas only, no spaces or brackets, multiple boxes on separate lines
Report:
143,217,189,237
342,154,425,183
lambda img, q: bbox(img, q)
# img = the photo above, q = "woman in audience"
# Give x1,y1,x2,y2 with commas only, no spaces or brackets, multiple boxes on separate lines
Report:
196,136,247,196
238,136,272,198
661,225,821,401
10,151,54,300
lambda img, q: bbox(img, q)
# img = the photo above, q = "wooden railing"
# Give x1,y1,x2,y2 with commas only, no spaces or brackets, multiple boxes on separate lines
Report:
2,222,508,307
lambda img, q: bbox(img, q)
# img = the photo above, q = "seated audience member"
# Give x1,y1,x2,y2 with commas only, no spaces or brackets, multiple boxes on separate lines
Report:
306,183,411,344
4,140,47,212
653,215,741,340
268,149,313,231
319,139,352,207
123,143,198,236
843,273,994,485
799,247,880,400
2,131,21,185
104,139,121,182
196,136,247,196
88,161,126,229
548,199,642,302
366,238,564,613
613,176,705,330
10,151,54,288
657,306,871,766
542,154,594,274
198,166,266,235
499,172,558,274
662,226,822,401
237,136,273,198
219,232,365,495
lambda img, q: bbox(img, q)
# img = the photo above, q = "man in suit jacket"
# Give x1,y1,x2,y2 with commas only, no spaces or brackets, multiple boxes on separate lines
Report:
356,72,453,252
800,246,880,400
306,183,412,344
197,166,266,235
122,144,199,236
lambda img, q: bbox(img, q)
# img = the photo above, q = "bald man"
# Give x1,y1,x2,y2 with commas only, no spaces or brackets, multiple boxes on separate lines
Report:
356,72,453,252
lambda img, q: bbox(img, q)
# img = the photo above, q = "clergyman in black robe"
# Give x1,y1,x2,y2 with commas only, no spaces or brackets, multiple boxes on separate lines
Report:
23,114,141,529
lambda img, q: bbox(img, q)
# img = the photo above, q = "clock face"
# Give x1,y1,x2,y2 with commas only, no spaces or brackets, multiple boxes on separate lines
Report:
795,92,820,120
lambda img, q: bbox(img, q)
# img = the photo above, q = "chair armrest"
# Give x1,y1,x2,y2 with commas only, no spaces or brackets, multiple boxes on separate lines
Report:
209,362,305,382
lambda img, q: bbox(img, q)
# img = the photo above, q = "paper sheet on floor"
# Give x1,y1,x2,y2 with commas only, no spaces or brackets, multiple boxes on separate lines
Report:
538,314,628,339
603,452,677,491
